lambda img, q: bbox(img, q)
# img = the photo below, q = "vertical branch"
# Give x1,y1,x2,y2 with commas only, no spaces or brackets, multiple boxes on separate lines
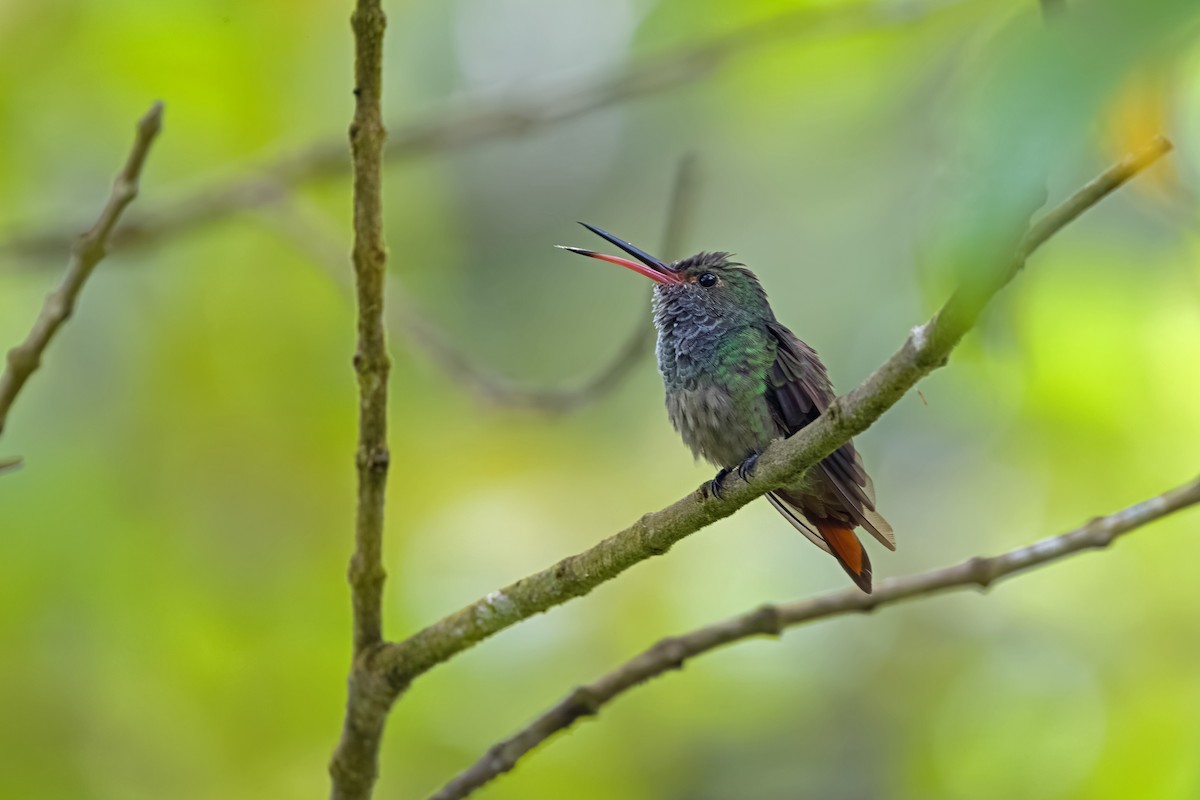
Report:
330,2,392,800
348,0,390,658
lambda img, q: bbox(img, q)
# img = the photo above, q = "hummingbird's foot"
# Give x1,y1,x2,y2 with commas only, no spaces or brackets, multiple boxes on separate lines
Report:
736,452,760,482
706,467,731,500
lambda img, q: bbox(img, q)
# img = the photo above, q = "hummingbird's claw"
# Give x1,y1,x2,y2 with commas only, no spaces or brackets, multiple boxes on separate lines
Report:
706,467,731,500
736,453,760,482
707,455,759,500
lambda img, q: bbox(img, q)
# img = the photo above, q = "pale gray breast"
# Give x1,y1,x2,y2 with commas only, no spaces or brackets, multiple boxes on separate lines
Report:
665,386,775,468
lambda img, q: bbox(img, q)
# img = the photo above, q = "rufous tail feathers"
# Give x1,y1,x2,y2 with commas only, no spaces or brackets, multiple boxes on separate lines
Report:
814,519,873,594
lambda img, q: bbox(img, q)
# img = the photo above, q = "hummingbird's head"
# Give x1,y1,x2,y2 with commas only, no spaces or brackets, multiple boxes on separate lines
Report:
557,222,773,326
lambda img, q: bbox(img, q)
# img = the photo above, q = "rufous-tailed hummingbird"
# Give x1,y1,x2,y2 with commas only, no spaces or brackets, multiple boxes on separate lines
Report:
560,222,894,593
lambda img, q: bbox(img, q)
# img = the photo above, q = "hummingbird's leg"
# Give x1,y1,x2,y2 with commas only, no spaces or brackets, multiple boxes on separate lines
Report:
736,452,760,482
706,467,732,500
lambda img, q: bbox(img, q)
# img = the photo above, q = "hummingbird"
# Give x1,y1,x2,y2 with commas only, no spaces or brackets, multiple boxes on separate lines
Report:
559,222,894,592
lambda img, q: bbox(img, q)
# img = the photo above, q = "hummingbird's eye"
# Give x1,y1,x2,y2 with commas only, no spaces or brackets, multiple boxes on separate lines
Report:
697,272,718,288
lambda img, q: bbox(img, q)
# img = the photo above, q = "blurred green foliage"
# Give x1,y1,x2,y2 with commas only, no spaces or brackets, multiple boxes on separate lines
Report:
1,0,1199,798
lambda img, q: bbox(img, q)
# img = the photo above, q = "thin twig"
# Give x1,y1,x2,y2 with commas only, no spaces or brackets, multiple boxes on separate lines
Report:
1020,137,1170,256
0,0,973,264
328,3,392,800
0,102,164,447
364,138,1172,693
430,474,1200,800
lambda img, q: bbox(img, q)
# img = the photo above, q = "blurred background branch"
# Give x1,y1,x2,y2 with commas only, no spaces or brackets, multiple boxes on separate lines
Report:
0,102,163,465
366,138,1171,695
0,0,971,266
401,152,698,413
262,154,699,413
432,472,1200,800
1040,0,1067,19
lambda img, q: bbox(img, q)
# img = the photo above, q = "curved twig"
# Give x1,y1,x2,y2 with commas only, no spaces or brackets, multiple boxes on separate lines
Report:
1040,0,1066,19
262,155,699,414
430,473,1200,800
391,295,654,414
394,153,698,413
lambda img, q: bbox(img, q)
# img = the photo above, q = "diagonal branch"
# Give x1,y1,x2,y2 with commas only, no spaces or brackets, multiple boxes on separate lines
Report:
0,102,164,452
365,137,1171,693
431,473,1200,800
0,0,972,264
328,2,393,799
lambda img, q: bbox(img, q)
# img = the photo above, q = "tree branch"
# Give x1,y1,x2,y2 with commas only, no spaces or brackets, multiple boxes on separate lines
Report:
365,137,1171,693
346,0,390,658
0,102,164,454
328,2,392,799
430,473,1200,800
0,0,966,264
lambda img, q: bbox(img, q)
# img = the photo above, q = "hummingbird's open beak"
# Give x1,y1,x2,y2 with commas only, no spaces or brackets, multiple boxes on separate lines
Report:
556,222,682,284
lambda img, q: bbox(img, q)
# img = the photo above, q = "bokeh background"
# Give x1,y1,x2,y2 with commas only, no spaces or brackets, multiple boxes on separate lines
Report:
2,0,1199,798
